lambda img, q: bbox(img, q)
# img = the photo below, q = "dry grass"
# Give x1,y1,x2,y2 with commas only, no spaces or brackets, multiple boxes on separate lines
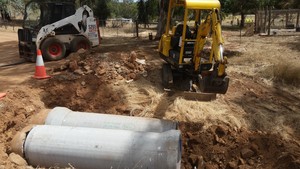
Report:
272,62,300,86
263,61,300,87
121,78,246,130
122,79,164,117
165,97,246,129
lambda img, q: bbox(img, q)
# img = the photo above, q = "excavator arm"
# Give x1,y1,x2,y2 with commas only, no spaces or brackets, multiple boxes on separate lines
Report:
193,9,229,94
194,9,227,76
210,9,227,77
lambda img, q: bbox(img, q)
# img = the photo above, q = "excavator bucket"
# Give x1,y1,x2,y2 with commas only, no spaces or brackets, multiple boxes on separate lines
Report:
199,75,229,94
183,91,216,101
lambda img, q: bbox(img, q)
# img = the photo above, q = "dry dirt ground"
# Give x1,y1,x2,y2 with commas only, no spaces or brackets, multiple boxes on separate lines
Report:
0,29,300,169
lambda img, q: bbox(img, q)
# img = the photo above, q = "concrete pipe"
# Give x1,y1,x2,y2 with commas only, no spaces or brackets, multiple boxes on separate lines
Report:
12,125,181,169
44,107,177,132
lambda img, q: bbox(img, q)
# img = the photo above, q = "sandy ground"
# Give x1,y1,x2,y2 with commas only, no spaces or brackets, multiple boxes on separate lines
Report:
0,31,32,92
0,29,300,169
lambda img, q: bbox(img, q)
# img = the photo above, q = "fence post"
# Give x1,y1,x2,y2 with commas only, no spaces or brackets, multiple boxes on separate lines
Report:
259,10,264,33
296,11,299,28
255,11,258,33
263,7,267,33
285,12,289,28
136,20,139,38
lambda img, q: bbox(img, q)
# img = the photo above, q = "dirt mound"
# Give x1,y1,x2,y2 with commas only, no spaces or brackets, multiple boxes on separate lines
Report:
43,49,147,113
180,122,300,169
53,49,147,82
0,87,44,167
42,73,128,114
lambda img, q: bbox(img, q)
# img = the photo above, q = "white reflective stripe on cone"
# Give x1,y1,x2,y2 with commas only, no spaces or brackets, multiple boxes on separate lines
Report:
36,55,45,66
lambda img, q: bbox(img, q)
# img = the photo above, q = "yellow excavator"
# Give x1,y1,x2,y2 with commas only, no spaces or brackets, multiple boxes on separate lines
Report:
159,0,229,95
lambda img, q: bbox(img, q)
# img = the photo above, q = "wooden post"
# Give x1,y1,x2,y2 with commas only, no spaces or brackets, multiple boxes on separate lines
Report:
285,12,289,28
268,6,271,35
296,11,299,28
260,11,263,33
255,11,258,33
263,6,267,33
135,20,139,38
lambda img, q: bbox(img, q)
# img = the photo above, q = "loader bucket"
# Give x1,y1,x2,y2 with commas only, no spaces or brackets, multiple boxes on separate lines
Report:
199,75,229,94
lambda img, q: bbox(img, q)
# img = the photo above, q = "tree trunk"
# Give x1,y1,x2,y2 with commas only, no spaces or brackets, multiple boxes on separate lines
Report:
267,6,271,35
155,0,167,40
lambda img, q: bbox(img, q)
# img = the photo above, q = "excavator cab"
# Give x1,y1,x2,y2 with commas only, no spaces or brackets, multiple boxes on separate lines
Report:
159,0,229,95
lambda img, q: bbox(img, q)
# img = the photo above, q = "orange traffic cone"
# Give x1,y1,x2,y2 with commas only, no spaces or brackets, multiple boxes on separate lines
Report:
33,49,50,79
0,93,6,100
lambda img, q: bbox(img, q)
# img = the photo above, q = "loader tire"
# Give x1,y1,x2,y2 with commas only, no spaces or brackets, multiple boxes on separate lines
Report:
70,36,91,52
41,37,66,61
162,63,173,89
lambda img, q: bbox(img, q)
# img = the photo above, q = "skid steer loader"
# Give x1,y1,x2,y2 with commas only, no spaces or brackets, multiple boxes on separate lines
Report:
159,0,229,96
18,0,100,62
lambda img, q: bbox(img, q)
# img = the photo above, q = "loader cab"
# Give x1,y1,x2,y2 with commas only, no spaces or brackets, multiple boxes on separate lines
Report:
23,1,76,30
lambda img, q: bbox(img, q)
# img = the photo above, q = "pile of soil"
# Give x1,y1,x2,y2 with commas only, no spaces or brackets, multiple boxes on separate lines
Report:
180,122,300,169
0,87,44,168
43,49,148,113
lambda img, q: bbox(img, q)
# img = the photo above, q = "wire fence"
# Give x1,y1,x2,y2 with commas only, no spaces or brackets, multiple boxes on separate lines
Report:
0,19,22,31
255,9,300,33
0,18,157,39
99,19,157,38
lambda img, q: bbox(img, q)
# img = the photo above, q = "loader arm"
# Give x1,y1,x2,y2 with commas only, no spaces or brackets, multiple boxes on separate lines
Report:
36,5,93,49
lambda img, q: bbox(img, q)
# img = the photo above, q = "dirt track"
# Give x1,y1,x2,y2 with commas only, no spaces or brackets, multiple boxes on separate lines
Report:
0,30,300,169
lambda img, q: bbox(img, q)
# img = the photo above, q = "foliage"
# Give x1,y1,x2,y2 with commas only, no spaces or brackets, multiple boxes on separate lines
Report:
137,0,147,23
221,0,300,13
220,0,258,14
108,0,137,19
75,0,95,7
277,0,300,9
137,0,159,25
145,0,159,21
94,0,110,26
220,0,300,27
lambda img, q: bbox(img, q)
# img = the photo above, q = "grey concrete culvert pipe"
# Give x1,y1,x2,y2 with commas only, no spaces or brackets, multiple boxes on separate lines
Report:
42,107,177,132
12,125,181,169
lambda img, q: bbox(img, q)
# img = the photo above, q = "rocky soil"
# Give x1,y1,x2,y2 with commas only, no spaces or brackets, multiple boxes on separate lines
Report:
0,32,300,169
